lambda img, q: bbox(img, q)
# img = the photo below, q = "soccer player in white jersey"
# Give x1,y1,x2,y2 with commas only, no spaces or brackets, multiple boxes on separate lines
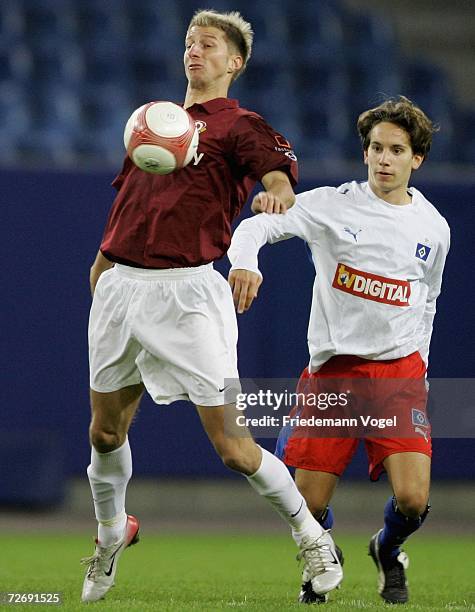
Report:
228,97,450,604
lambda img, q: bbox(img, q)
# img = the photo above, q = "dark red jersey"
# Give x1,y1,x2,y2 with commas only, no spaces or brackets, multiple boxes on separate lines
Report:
100,98,298,268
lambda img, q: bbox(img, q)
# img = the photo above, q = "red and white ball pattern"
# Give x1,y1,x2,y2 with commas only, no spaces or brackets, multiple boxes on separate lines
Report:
124,101,199,175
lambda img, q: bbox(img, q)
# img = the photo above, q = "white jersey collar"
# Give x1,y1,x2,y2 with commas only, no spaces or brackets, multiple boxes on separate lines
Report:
363,181,419,211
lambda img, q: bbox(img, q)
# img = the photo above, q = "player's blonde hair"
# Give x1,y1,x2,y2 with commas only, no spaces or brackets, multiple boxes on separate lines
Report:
187,9,253,81
357,96,439,160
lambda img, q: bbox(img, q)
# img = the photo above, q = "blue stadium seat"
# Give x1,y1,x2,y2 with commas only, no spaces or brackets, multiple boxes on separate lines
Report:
402,60,451,113
250,84,298,126
0,80,27,167
0,81,29,137
235,1,289,60
26,85,81,134
125,0,183,55
0,43,32,84
128,46,184,93
239,60,297,136
175,0,236,22
125,1,194,96
77,85,131,132
21,0,75,51
344,58,402,114
0,0,470,169
15,129,77,166
284,1,345,65
242,53,293,94
0,0,24,47
78,45,130,90
0,134,22,165
74,85,131,166
401,61,455,161
340,8,397,63
27,43,83,89
7,85,80,166
297,102,349,162
74,129,125,168
129,82,186,110
296,62,349,110
72,0,128,55
339,7,401,118
454,109,475,164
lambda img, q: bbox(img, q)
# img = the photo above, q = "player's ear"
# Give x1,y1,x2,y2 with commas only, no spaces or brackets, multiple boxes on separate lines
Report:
412,153,424,170
363,149,369,165
228,54,243,74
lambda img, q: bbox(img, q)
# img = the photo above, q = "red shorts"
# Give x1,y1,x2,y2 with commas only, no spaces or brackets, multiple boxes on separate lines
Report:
279,352,432,481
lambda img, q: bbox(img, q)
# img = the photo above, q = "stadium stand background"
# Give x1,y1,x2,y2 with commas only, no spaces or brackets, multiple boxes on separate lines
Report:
0,0,474,169
1,0,474,510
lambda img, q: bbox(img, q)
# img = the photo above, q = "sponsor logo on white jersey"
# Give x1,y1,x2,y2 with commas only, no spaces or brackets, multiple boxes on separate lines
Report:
332,263,411,307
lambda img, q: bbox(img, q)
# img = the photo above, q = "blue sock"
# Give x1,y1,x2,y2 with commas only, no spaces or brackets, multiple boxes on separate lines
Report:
379,496,429,562
314,506,334,530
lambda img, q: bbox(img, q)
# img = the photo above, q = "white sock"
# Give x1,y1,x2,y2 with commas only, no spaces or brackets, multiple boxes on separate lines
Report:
291,509,324,546
246,447,322,544
97,511,128,547
87,437,132,546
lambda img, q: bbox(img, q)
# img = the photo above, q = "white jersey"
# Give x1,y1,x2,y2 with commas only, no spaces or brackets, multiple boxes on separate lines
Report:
228,181,450,371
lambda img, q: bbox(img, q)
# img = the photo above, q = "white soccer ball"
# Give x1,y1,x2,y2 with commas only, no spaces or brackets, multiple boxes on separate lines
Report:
123,101,199,175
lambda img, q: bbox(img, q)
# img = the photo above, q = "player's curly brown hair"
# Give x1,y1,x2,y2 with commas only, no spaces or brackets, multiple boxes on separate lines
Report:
357,96,439,159
187,10,253,82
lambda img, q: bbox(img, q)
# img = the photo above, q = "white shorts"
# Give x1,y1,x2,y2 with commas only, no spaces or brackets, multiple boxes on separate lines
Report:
88,263,239,406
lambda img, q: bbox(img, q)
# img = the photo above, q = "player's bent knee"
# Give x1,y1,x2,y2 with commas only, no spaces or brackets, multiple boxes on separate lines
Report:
395,492,429,518
218,445,258,475
296,483,329,517
220,450,250,473
209,434,259,474
308,501,329,519
89,428,124,454
221,454,246,472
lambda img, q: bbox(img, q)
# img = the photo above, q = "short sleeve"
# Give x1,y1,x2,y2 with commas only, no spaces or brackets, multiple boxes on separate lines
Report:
111,155,134,191
230,113,298,186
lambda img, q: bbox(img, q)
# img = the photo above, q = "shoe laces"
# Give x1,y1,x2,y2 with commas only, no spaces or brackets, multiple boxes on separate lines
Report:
384,552,408,590
80,540,115,581
296,531,336,578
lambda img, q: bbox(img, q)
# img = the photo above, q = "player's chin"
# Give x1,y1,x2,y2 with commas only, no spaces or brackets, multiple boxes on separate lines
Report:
187,74,208,89
374,176,394,191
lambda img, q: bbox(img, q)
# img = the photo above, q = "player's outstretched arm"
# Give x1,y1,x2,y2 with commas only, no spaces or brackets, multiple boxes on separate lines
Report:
90,250,114,297
228,269,262,314
228,195,315,312
251,170,295,214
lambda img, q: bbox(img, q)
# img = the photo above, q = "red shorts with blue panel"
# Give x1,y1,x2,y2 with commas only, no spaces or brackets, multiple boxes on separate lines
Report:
276,351,431,481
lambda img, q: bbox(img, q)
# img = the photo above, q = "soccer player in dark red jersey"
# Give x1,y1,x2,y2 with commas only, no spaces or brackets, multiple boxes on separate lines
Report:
81,9,342,604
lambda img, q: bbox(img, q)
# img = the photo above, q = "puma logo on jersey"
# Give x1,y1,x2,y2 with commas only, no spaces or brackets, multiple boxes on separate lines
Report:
332,263,411,306
414,426,429,442
344,227,362,242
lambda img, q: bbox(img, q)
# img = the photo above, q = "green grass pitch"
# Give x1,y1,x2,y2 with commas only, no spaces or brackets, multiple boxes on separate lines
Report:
0,533,473,610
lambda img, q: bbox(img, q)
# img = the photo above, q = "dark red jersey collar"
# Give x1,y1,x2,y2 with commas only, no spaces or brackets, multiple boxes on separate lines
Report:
185,98,239,114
